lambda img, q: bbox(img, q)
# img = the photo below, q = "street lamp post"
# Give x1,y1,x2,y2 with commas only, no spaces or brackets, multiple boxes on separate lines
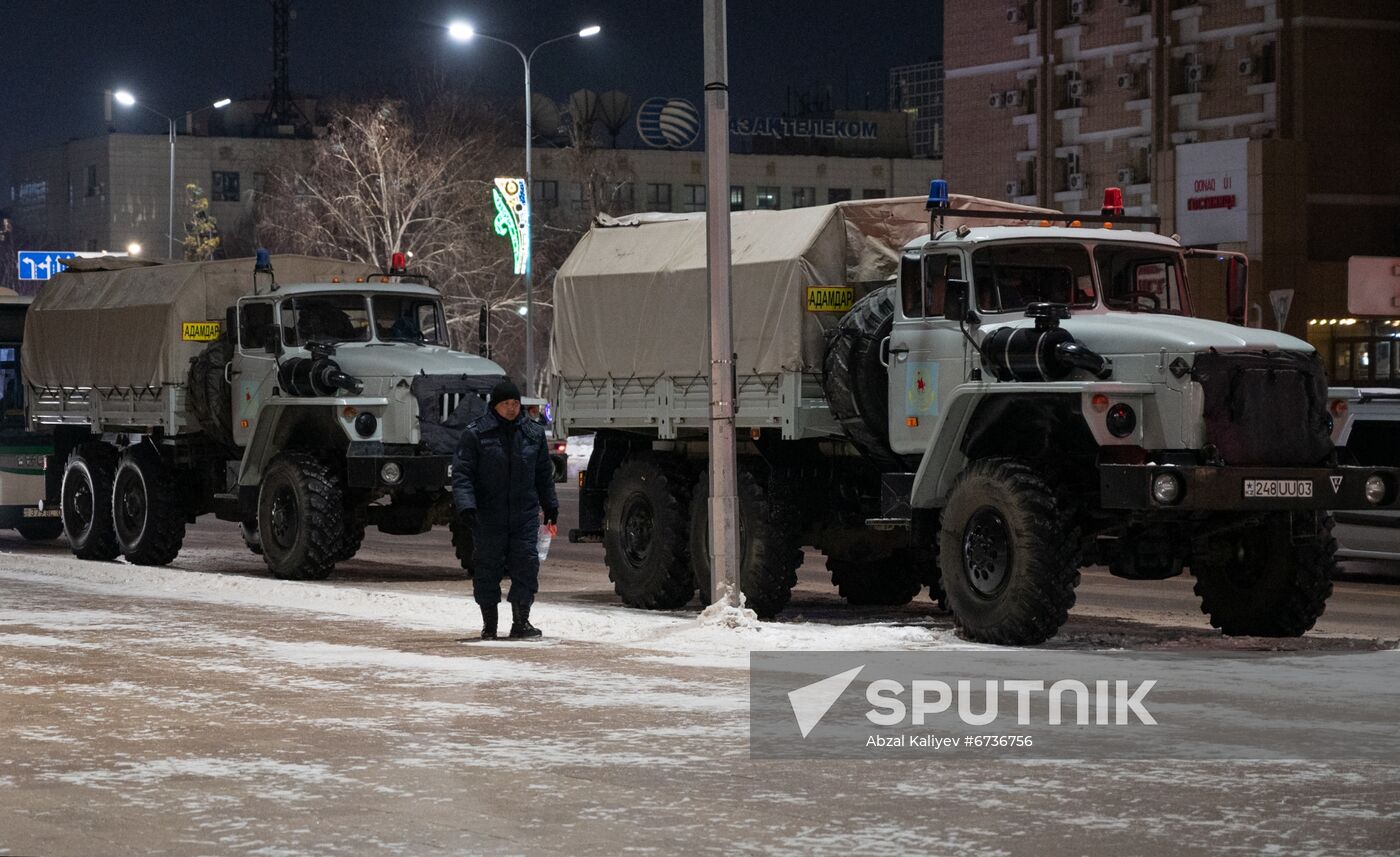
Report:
447,21,601,395
113,91,230,260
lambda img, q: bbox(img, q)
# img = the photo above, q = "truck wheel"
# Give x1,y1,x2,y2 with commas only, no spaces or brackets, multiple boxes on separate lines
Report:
450,518,475,578
828,551,923,606
61,442,121,561
1191,513,1335,636
241,520,264,555
822,285,905,471
112,443,186,566
333,503,367,563
257,452,344,581
603,455,695,610
188,337,236,450
17,519,65,541
691,465,803,619
939,457,1081,645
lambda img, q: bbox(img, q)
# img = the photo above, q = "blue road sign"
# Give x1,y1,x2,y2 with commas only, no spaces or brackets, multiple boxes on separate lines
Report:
17,251,78,282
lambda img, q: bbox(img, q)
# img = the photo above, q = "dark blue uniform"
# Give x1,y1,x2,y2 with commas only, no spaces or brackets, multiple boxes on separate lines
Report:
452,410,558,608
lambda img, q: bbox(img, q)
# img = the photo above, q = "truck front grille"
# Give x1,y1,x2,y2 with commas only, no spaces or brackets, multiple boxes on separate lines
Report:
1192,350,1333,466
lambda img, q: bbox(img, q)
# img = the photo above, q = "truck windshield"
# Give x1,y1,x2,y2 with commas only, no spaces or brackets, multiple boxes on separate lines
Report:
281,295,371,346
972,244,1096,313
372,296,447,345
1095,244,1190,315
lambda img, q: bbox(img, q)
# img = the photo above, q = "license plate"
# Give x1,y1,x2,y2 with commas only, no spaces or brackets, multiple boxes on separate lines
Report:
1242,479,1313,498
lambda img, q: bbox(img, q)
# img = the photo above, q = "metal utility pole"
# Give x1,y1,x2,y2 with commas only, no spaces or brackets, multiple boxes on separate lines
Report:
703,0,740,608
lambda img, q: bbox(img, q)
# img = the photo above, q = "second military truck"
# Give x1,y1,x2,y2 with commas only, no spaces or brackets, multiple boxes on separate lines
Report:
553,190,1400,645
24,253,505,579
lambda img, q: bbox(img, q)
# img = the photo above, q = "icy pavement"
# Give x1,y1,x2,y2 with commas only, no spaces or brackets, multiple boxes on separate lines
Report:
2,553,1399,856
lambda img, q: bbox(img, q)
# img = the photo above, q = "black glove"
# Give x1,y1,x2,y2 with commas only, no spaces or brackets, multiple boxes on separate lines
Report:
543,506,559,526
456,508,476,530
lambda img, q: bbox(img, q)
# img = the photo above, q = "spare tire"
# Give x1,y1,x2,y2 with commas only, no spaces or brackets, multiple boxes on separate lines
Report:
822,285,903,471
189,336,236,450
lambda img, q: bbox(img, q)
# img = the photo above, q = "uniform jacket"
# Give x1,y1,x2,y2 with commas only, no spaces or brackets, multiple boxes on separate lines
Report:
452,410,558,524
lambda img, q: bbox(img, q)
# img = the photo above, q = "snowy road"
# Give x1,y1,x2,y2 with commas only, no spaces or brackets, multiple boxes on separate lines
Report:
2,488,1399,855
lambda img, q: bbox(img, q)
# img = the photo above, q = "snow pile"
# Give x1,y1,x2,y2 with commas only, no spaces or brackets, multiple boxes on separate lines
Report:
696,585,760,630
0,549,974,669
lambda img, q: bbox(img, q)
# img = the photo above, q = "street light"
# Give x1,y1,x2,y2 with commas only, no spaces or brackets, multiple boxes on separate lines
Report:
126,242,142,256
447,20,601,395
113,90,231,259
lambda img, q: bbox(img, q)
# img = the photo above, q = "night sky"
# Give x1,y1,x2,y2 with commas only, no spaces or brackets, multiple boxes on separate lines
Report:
0,1,943,191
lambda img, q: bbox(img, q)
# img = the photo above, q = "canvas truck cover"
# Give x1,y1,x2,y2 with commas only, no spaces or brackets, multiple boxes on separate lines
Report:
23,255,379,390
550,195,1054,379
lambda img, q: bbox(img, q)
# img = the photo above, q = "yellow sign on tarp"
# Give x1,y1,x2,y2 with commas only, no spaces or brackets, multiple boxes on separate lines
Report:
806,286,855,313
182,321,222,342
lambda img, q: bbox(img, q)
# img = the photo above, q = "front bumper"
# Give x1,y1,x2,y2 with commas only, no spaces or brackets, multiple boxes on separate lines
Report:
346,450,451,490
1100,464,1400,511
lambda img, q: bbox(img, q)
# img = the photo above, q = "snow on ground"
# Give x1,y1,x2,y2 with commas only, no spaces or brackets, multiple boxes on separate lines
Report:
0,549,974,669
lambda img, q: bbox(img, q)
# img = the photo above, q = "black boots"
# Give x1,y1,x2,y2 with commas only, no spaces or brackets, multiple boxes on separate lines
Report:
509,602,542,639
479,603,499,640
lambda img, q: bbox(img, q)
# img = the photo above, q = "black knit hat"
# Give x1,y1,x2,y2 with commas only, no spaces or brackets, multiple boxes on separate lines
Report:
489,378,522,407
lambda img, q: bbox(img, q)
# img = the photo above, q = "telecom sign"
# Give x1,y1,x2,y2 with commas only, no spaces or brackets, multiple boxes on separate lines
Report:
636,97,702,149
17,251,77,281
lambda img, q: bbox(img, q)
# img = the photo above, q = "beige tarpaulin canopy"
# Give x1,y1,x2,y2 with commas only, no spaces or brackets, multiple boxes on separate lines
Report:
550,195,1054,379
23,255,379,389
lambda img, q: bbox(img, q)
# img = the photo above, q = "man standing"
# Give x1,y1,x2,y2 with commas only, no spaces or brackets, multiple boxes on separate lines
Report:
452,379,559,639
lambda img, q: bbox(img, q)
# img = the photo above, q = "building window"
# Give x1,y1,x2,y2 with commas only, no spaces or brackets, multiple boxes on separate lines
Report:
755,186,780,210
730,186,745,211
85,164,98,197
533,179,558,209
646,183,672,211
862,188,885,200
792,186,816,208
827,188,851,203
212,171,241,202
682,184,706,212
567,183,586,212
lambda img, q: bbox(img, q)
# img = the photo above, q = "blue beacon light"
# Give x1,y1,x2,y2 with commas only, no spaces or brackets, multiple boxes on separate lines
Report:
926,179,950,210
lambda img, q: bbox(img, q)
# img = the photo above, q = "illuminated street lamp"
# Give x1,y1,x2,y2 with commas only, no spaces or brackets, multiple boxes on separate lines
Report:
126,242,142,256
447,21,601,394
112,90,231,259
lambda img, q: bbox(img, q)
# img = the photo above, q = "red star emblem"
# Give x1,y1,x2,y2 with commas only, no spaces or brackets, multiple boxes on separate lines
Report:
916,376,925,391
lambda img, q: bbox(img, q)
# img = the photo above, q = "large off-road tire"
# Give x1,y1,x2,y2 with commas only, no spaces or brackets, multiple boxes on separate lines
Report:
822,285,904,471
604,455,695,610
61,442,121,561
333,502,367,563
241,520,264,555
691,464,803,620
1191,512,1335,636
112,443,186,566
828,551,924,606
939,457,1081,645
450,518,475,578
16,519,65,542
257,452,344,581
188,337,236,450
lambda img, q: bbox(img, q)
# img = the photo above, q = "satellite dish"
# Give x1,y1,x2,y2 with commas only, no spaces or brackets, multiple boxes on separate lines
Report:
530,93,562,142
596,91,633,147
568,89,599,144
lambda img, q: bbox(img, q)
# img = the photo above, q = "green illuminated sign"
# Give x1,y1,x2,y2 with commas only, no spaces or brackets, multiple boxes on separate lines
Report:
492,176,530,276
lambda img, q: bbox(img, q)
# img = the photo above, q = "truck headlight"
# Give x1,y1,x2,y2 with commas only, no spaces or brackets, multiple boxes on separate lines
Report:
1106,403,1137,438
1364,474,1388,505
380,462,402,484
1151,472,1182,505
354,412,378,437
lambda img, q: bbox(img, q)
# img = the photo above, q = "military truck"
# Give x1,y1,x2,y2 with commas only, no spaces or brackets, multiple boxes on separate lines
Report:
552,190,1400,645
24,253,505,579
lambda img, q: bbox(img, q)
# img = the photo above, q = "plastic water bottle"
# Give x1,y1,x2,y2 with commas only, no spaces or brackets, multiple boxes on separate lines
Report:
537,523,557,562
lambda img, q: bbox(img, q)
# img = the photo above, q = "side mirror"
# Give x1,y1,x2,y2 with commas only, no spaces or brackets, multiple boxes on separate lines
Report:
1225,258,1248,326
944,278,971,323
262,323,284,356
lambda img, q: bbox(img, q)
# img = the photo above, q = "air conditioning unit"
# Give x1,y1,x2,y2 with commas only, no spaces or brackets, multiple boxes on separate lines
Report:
1117,0,1142,11
1117,167,1137,185
1068,172,1087,192
1006,180,1025,197
1007,3,1025,23
988,92,1007,109
1069,0,1089,21
1116,71,1138,89
1238,57,1258,77
1068,79,1090,100
1004,89,1025,107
